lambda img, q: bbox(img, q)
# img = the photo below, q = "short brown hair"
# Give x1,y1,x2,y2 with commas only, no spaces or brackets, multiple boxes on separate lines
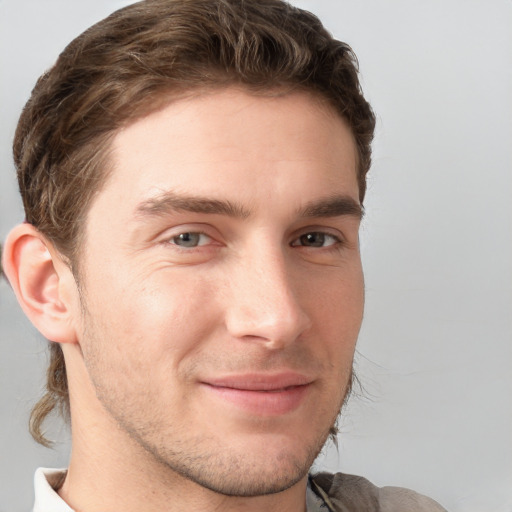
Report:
14,0,375,446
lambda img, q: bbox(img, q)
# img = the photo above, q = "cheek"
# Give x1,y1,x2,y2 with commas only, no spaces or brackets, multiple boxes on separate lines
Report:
82,266,222,362
306,263,364,324
305,265,364,360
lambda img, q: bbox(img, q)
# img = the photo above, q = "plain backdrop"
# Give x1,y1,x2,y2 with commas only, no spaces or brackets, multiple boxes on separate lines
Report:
1,1,511,511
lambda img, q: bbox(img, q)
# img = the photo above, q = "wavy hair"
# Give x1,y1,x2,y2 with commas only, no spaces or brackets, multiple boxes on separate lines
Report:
13,0,375,446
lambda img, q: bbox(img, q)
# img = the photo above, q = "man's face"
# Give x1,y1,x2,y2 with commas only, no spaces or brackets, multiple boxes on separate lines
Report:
73,88,364,496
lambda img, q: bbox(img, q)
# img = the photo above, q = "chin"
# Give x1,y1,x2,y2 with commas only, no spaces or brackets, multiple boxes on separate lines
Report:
149,426,332,498
170,448,312,497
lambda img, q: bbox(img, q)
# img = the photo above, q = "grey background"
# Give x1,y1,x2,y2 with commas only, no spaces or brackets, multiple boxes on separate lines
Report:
1,1,511,511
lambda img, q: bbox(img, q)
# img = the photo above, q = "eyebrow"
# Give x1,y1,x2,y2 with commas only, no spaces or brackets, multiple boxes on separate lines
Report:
135,192,363,220
135,192,250,219
298,195,364,220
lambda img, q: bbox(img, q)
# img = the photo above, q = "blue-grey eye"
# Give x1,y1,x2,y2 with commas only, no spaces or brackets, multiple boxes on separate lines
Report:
293,232,339,247
172,232,204,247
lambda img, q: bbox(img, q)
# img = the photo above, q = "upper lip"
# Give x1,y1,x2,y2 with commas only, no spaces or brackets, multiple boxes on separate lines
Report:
201,372,313,391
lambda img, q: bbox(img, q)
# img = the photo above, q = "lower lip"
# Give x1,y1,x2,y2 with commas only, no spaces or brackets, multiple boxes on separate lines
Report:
202,383,310,416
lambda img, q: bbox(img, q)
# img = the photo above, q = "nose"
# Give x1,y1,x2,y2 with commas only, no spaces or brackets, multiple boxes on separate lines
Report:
224,247,312,350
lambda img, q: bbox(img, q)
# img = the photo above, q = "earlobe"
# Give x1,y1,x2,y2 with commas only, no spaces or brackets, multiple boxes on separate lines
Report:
2,224,79,344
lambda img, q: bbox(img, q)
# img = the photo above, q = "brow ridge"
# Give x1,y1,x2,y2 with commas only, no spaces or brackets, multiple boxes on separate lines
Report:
135,192,250,219
298,195,364,220
135,192,362,220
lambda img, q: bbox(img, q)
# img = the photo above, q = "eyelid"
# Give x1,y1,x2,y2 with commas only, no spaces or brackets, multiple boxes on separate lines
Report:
290,233,341,248
158,223,222,247
168,231,212,247
290,226,345,243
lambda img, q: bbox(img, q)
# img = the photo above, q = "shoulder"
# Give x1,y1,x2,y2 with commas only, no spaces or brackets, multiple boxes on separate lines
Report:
310,471,447,512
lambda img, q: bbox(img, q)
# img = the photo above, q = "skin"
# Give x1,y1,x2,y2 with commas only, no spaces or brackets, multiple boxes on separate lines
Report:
4,88,364,512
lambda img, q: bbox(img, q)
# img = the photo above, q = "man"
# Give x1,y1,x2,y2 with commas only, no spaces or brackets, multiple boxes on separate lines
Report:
2,0,447,510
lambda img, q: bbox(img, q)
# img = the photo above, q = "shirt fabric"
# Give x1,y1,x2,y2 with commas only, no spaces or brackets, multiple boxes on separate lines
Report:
33,467,447,511
33,469,73,512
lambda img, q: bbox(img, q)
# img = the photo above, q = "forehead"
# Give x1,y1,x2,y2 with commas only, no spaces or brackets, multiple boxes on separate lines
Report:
90,88,359,222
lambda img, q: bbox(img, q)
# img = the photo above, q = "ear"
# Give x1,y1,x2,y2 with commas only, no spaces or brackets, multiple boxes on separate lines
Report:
2,223,79,344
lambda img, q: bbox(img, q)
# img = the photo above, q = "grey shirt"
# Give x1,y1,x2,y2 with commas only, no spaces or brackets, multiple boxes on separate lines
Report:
308,472,447,511
33,468,447,511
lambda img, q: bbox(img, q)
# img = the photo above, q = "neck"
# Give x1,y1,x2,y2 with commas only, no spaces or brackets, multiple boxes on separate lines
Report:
60,436,309,512
59,345,309,512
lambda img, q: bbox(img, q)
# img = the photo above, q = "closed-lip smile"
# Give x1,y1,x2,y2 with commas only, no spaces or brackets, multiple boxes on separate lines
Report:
200,372,313,415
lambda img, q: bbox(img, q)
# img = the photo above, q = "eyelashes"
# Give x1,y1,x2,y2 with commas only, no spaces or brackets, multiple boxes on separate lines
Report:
290,232,341,248
166,230,343,250
169,232,213,248
156,223,352,267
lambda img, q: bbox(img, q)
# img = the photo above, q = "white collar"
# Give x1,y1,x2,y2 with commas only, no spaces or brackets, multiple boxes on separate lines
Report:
32,467,324,511
33,468,73,512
